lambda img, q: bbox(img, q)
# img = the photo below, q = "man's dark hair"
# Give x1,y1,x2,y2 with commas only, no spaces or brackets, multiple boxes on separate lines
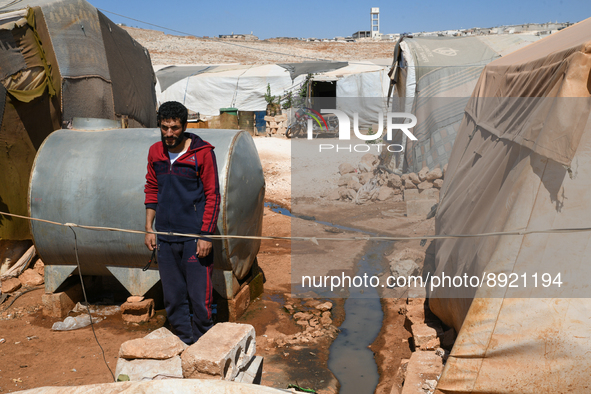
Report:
157,101,188,126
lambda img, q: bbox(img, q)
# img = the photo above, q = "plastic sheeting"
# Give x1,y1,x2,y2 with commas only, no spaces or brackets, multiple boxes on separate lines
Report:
389,34,540,173
0,0,157,241
432,17,591,393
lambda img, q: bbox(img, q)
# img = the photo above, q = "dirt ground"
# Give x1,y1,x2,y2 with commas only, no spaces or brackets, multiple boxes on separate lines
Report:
0,135,435,394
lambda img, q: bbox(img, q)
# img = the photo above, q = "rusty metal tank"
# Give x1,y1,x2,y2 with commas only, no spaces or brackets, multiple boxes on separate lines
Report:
29,121,265,295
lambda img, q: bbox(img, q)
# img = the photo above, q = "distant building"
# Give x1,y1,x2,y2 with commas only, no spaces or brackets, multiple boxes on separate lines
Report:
371,7,380,38
352,30,371,39
219,32,259,40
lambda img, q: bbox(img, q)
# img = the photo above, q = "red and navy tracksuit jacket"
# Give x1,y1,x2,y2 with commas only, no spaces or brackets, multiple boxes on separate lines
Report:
144,132,221,242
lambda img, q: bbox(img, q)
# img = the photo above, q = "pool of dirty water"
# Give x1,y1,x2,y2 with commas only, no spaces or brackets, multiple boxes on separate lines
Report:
265,202,387,394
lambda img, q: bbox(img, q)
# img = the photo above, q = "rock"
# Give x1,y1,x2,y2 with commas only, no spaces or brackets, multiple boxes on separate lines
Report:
121,299,155,323
360,153,378,166
443,163,448,177
390,259,420,280
409,172,420,184
127,296,144,303
18,269,44,286
145,327,187,350
321,311,331,318
392,194,403,202
377,187,393,201
309,319,319,327
284,304,294,313
181,322,256,380
338,187,349,199
390,248,426,266
426,168,443,181
357,162,373,173
33,259,44,277
433,179,444,189
387,174,402,188
359,172,373,185
393,188,401,195
1,278,21,293
404,179,417,189
304,299,321,307
412,324,443,350
346,189,357,200
115,356,183,381
326,189,341,200
315,302,333,312
418,166,429,182
338,163,355,175
119,335,186,360
293,312,314,321
401,174,409,181
347,180,362,192
337,174,358,186
417,181,433,190
320,315,332,326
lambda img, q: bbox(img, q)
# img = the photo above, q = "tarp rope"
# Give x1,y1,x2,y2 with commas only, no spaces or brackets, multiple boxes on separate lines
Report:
3,210,591,244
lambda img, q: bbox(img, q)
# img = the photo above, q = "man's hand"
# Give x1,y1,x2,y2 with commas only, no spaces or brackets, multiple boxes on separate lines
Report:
196,239,212,259
145,233,156,251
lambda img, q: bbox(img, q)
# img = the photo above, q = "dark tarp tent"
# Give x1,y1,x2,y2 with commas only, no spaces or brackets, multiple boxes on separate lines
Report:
0,0,157,240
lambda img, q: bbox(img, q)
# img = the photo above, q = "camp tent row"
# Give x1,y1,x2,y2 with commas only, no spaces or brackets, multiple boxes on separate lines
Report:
155,61,392,128
431,17,591,392
0,0,157,240
385,33,541,173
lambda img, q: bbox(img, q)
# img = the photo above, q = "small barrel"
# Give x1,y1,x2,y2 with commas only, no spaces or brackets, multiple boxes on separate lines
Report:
238,111,255,135
29,126,265,295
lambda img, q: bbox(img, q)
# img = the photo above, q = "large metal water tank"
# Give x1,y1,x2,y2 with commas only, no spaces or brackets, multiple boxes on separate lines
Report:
29,124,265,295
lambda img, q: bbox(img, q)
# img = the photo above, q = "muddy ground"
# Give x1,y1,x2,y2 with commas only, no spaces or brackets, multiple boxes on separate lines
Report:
0,135,434,394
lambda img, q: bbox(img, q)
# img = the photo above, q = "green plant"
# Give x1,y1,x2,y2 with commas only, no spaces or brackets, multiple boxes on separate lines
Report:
282,92,293,109
264,84,274,105
365,126,382,145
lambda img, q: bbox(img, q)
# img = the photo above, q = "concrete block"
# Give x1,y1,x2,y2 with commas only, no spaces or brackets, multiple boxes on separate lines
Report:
121,299,155,323
403,189,420,201
400,351,443,394
181,322,256,380
419,188,439,201
115,356,183,381
234,355,263,384
212,269,240,299
42,284,82,318
406,199,437,218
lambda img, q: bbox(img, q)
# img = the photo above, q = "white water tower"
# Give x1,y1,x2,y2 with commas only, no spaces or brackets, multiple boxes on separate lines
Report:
371,7,380,38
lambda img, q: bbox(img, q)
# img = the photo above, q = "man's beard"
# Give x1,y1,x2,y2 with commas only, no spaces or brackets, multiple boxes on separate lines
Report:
162,133,184,149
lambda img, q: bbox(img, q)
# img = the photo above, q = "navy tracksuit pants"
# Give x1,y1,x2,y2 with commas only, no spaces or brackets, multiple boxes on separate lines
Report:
157,239,214,345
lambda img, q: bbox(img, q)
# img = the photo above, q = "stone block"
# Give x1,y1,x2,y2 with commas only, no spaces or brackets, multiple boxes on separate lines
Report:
121,299,155,323
426,168,443,181
406,199,437,218
275,113,288,122
181,322,256,380
412,324,442,350
1,277,21,293
419,188,439,201
42,284,82,318
418,166,429,182
400,351,443,394
119,335,186,360
417,181,433,190
404,179,417,189
403,189,420,201
19,269,44,287
115,356,183,381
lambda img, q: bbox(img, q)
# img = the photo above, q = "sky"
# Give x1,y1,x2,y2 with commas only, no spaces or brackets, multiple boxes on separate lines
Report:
90,0,591,39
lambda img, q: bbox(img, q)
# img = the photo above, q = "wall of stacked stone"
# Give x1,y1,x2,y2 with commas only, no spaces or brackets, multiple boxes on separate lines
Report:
264,114,287,137
325,153,447,204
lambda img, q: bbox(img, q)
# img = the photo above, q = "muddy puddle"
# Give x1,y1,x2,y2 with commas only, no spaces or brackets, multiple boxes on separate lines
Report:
266,202,387,393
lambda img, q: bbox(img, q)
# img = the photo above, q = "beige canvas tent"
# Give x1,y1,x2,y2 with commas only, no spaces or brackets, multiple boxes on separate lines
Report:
0,0,157,240
431,17,591,393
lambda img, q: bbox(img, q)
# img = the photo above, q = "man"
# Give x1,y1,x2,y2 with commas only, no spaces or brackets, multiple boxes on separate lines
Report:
144,101,220,345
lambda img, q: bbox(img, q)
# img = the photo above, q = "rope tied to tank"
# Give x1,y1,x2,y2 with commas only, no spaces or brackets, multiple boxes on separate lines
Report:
3,210,591,242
